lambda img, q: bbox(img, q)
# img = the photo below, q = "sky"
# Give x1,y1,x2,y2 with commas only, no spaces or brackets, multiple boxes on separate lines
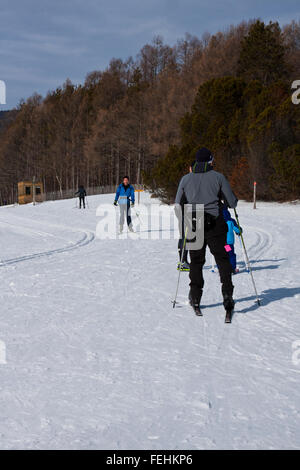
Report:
0,0,299,109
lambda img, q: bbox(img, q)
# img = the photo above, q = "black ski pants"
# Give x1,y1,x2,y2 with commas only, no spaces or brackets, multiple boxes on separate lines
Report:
79,196,85,208
189,215,233,300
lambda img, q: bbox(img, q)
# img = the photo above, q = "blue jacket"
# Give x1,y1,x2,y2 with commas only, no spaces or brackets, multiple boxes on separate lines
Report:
222,207,240,245
115,183,135,205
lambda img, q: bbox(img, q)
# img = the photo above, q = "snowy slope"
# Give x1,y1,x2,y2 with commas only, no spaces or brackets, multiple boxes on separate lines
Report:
0,193,299,450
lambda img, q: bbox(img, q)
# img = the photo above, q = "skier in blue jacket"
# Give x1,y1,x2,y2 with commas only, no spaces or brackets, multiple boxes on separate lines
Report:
114,176,135,232
222,206,242,274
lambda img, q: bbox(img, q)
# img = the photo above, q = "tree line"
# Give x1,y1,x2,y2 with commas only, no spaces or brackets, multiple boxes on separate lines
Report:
0,19,299,205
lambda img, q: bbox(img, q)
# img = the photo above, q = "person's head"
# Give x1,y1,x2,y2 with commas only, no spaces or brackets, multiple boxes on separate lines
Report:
195,147,214,165
190,147,214,172
123,176,129,186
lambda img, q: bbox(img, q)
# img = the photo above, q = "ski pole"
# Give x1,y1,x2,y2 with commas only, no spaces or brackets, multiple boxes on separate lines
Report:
86,197,90,209
234,208,261,306
172,227,188,308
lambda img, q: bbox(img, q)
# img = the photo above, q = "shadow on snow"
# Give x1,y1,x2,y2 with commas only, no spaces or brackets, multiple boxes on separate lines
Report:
203,287,300,314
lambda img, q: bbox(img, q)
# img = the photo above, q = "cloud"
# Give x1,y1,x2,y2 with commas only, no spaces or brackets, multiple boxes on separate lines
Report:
0,36,87,61
1,0,300,108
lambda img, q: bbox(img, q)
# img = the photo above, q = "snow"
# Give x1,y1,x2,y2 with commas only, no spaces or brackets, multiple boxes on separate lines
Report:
0,193,299,450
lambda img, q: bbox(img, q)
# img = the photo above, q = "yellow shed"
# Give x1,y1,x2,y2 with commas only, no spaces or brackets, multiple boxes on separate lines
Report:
18,181,44,205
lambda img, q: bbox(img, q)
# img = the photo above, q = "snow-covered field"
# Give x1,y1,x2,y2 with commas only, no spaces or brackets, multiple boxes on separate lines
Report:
0,193,299,450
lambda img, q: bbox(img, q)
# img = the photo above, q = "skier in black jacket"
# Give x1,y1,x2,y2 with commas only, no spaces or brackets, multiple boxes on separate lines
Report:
75,185,87,209
175,148,238,316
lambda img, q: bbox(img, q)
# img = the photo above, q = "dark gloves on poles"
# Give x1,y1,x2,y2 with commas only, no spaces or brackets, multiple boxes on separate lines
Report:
113,201,118,206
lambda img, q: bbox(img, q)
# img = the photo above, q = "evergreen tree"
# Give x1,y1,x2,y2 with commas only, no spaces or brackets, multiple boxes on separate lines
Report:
237,20,289,85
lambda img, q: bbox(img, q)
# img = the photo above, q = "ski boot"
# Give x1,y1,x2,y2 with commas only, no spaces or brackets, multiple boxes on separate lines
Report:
189,289,203,316
223,294,235,323
177,261,190,272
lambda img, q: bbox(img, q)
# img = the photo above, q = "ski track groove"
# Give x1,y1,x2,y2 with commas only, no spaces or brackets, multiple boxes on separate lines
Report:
0,197,298,449
158,220,276,447
245,225,274,263
192,222,274,448
0,216,95,267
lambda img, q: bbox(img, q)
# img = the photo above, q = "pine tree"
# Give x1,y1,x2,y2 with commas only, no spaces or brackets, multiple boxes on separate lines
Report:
238,20,289,85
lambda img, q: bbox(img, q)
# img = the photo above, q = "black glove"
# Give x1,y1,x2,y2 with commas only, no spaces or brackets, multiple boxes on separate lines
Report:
238,226,243,235
131,202,135,208
113,201,118,206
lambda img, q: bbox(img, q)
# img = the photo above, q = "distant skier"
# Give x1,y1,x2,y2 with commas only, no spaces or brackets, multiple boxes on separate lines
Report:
114,176,135,233
175,147,238,319
222,205,242,274
75,185,87,209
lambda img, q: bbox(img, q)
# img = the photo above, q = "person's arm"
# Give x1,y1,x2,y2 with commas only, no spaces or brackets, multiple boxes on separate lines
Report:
231,217,242,234
174,177,187,219
233,222,242,235
115,185,120,202
220,175,238,208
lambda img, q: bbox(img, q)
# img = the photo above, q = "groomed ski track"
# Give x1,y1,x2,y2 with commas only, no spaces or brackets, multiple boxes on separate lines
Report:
0,193,299,450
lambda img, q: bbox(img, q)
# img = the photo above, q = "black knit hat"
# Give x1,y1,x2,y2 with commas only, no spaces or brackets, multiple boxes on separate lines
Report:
195,147,214,163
